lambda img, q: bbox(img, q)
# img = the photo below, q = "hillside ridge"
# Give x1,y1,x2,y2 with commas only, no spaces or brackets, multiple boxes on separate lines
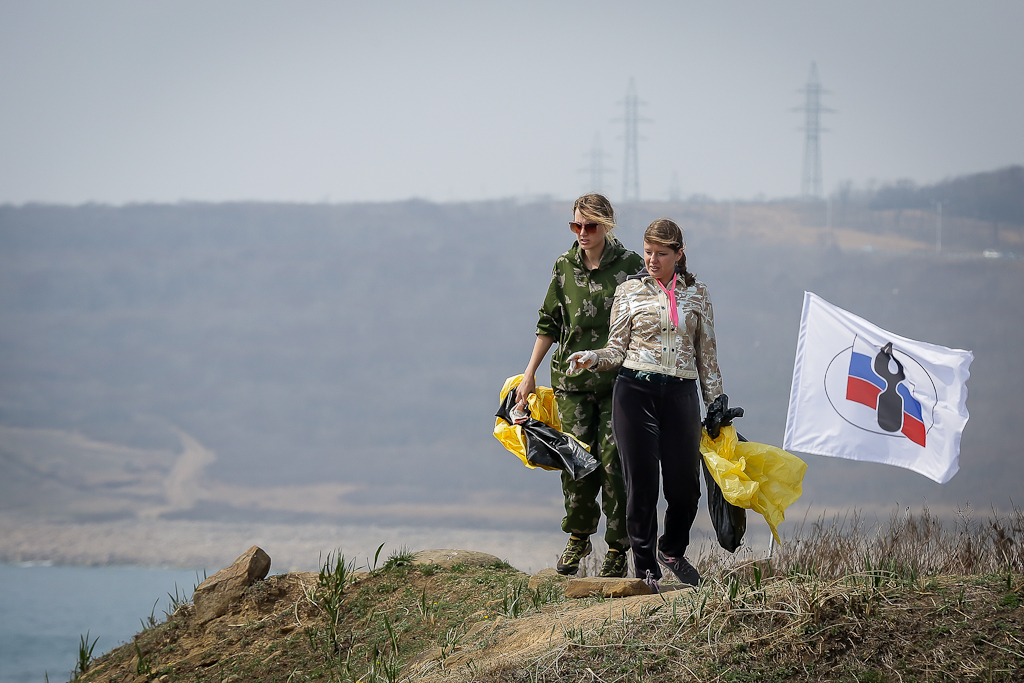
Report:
71,537,1024,683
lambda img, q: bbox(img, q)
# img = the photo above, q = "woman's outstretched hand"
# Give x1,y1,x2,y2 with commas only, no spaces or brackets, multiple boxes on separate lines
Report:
566,351,597,376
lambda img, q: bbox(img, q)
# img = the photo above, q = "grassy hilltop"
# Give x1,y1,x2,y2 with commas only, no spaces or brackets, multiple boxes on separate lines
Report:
70,508,1023,683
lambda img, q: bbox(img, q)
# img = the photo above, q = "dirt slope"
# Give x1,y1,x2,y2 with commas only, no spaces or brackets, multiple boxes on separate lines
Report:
73,550,1023,683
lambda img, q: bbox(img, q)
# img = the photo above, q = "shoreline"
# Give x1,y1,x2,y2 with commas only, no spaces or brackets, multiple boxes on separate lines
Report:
0,514,572,574
1,500,988,575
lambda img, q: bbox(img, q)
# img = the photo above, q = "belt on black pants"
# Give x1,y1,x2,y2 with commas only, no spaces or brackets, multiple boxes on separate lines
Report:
618,367,686,385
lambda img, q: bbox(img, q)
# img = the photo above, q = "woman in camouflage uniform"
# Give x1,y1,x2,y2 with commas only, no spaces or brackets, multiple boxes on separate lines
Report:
568,218,724,592
515,194,644,578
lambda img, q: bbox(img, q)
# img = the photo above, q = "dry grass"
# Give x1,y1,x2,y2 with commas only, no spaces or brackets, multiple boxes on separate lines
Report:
74,506,1024,683
720,504,1024,582
493,568,1023,683
482,505,1024,682
578,504,1024,585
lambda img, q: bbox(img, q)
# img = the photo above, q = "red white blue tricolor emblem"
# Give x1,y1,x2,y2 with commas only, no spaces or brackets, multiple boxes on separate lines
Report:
845,342,926,447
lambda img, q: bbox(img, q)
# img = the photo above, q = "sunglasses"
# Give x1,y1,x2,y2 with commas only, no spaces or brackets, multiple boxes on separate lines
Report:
569,221,603,235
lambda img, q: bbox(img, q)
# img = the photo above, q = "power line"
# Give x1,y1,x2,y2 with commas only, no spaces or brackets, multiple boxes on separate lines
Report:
614,78,650,202
579,132,614,195
669,171,681,202
795,62,834,199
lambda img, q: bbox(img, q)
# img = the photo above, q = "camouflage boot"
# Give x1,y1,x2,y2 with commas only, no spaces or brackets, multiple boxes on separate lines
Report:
598,548,628,578
556,535,592,575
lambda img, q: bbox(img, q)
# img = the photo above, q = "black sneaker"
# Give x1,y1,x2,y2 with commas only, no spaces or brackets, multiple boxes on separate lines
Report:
657,549,700,586
643,569,660,594
598,549,628,578
556,535,592,575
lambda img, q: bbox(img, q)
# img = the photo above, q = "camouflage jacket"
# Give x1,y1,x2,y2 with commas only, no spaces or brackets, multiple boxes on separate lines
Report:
536,237,644,394
592,271,724,404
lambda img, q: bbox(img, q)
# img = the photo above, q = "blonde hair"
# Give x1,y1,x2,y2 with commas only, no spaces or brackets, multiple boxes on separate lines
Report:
573,193,617,234
644,218,695,287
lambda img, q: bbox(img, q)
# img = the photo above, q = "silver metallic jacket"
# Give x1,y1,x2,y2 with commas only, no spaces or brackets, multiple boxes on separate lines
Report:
592,274,724,404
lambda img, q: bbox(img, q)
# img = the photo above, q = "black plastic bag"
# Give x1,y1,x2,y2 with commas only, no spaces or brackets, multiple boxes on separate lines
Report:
702,433,749,553
702,394,747,551
495,388,600,481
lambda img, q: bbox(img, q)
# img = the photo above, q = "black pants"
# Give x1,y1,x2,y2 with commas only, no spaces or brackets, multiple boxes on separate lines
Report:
612,373,702,580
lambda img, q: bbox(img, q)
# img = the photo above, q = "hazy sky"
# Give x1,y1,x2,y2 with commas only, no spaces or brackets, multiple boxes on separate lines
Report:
1,1,1022,205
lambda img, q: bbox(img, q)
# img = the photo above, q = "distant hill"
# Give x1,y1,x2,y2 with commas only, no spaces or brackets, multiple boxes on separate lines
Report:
1,192,1021,531
868,165,1024,227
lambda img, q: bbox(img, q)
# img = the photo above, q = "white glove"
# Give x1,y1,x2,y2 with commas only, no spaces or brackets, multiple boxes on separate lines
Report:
566,350,597,375
509,405,530,425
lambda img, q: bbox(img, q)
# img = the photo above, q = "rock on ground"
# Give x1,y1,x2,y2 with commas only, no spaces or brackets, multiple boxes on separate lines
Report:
528,567,567,590
564,576,653,598
412,549,502,568
192,546,272,624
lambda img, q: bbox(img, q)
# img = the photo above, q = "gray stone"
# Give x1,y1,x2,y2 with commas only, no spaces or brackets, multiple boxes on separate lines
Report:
193,546,271,624
528,567,567,591
411,549,504,569
564,576,653,598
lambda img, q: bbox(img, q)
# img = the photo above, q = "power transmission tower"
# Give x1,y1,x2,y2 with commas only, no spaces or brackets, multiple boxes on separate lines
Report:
669,171,681,202
796,62,833,199
579,132,614,195
615,78,649,202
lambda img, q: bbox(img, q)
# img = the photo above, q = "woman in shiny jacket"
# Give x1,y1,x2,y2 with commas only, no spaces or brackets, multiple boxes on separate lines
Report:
568,218,723,591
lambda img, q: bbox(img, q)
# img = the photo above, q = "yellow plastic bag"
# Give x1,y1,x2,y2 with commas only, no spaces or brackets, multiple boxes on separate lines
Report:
493,374,592,473
700,425,807,543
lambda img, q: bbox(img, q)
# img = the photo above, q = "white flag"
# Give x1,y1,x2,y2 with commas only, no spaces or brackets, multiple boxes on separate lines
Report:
784,292,973,484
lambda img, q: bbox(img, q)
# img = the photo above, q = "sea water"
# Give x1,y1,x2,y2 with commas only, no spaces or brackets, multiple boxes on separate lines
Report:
0,563,202,683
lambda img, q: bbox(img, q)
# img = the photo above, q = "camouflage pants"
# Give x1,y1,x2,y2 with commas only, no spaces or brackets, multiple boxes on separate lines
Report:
555,390,629,552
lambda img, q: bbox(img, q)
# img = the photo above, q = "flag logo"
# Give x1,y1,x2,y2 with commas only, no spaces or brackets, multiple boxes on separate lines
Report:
823,337,937,446
833,339,932,447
